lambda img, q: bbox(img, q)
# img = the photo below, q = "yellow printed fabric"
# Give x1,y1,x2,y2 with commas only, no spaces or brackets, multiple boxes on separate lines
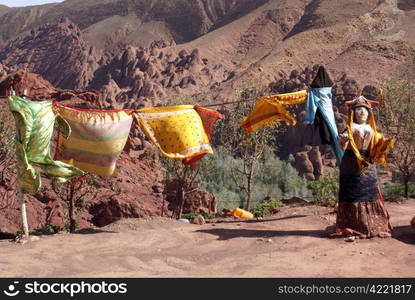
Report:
259,90,308,105
54,104,133,176
134,105,213,160
242,90,307,132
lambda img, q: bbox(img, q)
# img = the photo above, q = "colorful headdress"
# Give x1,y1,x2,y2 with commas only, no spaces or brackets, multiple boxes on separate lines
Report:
346,95,380,110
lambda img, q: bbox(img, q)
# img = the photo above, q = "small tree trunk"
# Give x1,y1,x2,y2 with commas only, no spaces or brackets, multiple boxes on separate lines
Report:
176,185,185,219
69,198,75,233
68,184,76,233
245,171,253,210
18,188,29,239
161,196,165,217
404,175,410,199
245,158,258,210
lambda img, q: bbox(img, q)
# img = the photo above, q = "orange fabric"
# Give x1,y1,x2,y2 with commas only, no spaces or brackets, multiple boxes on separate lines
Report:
194,105,224,141
242,90,307,133
182,106,223,168
335,227,357,236
376,185,384,203
260,90,308,105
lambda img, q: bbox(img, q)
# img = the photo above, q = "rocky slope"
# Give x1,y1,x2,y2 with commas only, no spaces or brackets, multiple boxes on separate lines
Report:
0,0,269,48
1,0,413,102
0,18,99,89
0,0,414,233
1,0,413,172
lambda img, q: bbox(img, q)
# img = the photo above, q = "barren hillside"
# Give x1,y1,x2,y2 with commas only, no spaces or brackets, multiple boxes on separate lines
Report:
0,0,413,99
0,0,414,234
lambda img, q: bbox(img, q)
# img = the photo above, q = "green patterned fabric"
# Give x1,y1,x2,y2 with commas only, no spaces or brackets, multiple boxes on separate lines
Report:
8,96,84,194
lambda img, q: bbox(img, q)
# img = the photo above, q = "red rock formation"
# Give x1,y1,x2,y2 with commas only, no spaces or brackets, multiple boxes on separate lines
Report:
0,0,269,48
0,18,99,90
164,179,217,216
0,68,104,108
91,42,226,109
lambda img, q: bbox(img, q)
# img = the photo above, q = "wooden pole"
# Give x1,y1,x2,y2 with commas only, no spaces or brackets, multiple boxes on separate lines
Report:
17,188,29,239
9,88,29,239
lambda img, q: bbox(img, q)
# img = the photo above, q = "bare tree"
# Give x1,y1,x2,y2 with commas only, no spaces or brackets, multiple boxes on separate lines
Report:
0,107,18,213
52,174,99,233
375,78,415,198
162,158,200,219
0,107,16,188
213,87,280,210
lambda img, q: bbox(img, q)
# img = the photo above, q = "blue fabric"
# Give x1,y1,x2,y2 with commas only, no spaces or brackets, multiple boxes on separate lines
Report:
306,87,344,164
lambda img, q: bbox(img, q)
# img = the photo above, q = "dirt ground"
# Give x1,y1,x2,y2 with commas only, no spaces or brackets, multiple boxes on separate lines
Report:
0,200,414,278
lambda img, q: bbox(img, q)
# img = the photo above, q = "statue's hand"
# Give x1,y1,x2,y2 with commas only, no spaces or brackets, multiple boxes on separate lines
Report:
339,132,349,143
339,132,350,149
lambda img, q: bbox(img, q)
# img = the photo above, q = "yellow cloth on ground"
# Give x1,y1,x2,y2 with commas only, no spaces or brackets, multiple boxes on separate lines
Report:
134,105,213,160
242,90,307,132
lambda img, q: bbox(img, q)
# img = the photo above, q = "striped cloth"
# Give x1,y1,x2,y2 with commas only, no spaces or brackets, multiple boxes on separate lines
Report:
54,104,133,176
134,105,213,161
242,90,307,132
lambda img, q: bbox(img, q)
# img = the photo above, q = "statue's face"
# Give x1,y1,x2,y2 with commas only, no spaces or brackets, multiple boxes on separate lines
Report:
354,106,369,124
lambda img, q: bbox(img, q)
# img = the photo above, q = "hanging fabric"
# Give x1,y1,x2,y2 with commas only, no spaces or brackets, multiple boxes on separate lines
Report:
134,105,216,164
242,90,307,132
54,103,133,176
306,67,343,164
182,105,224,167
306,87,344,164
7,96,84,194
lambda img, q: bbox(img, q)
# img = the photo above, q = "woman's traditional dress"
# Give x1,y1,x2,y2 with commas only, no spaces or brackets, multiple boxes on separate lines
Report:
336,97,394,238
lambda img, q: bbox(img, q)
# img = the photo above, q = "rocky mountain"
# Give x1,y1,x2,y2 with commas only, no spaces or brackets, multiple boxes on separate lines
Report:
0,0,268,47
0,18,99,89
0,0,413,168
0,5,11,17
0,0,414,233
0,0,413,177
1,0,413,99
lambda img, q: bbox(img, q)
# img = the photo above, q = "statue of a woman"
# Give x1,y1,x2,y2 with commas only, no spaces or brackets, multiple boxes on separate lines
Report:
336,96,394,238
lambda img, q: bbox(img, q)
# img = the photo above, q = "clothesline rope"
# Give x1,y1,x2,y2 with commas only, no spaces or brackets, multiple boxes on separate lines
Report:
0,93,364,109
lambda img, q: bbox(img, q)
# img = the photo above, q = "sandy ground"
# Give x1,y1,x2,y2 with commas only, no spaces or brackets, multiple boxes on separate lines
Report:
0,200,414,278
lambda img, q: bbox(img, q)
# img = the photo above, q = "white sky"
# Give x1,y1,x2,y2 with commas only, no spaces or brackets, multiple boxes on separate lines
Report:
0,0,64,7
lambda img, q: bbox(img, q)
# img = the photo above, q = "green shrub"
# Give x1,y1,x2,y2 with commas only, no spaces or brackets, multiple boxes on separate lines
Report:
111,185,123,195
181,212,213,222
199,148,312,210
381,182,415,198
307,177,339,207
250,198,284,217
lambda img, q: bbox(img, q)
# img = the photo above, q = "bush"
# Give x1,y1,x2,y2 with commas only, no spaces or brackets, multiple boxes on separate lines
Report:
255,150,312,201
307,176,339,207
181,212,213,222
250,198,284,217
31,224,64,235
381,182,415,198
199,148,313,210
